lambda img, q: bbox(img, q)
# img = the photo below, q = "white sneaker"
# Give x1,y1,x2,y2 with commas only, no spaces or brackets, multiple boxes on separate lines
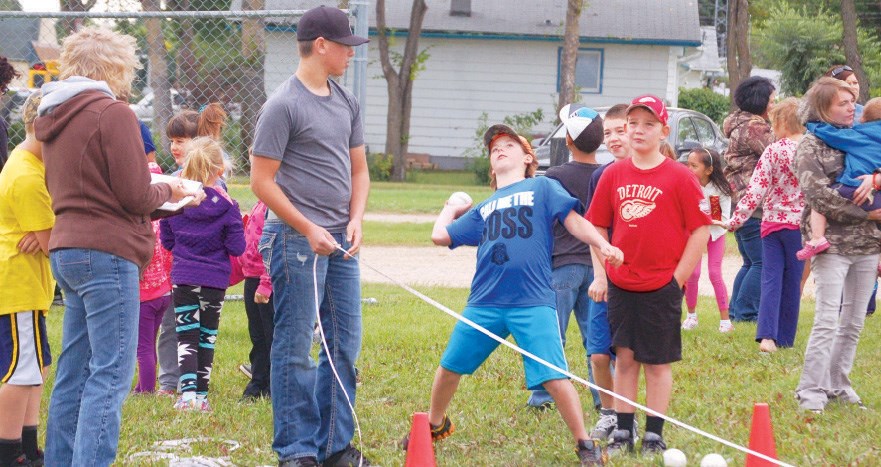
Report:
681,315,698,330
719,321,734,333
590,409,618,440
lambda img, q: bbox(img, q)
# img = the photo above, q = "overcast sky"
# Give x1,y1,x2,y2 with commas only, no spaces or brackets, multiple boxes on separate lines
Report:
23,0,142,12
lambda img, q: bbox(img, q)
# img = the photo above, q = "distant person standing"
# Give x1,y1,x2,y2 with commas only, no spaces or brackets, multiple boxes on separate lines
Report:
250,6,370,467
722,76,776,322
0,56,20,172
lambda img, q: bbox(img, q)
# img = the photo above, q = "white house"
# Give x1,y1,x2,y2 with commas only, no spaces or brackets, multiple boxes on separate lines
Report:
235,0,701,167
679,26,724,90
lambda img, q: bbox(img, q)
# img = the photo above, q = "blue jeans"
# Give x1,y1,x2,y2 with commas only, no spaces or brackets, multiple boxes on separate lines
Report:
756,229,804,347
45,249,140,467
731,217,763,322
262,221,362,463
527,264,601,409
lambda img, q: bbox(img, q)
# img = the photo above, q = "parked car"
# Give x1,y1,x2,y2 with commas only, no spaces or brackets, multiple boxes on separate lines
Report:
534,106,728,173
130,88,242,122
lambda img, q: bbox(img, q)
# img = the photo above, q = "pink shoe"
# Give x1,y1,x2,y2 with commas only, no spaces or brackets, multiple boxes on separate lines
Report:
796,237,830,261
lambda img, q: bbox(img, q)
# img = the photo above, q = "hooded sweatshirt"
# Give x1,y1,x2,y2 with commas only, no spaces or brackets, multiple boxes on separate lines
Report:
722,110,775,211
34,77,172,269
159,186,245,290
240,201,272,297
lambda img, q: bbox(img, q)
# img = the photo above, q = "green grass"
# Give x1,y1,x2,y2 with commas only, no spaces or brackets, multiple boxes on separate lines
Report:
39,288,881,466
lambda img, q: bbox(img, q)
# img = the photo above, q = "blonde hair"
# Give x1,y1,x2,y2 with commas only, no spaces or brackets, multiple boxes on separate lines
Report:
488,135,538,190
181,137,229,185
800,77,857,124
769,97,804,136
59,27,141,99
861,97,881,123
21,91,42,130
660,141,676,160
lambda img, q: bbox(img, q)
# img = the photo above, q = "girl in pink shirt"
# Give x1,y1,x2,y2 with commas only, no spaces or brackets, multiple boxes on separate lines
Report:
721,98,807,352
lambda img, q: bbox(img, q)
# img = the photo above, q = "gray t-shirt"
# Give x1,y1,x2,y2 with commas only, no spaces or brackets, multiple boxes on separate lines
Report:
252,76,364,233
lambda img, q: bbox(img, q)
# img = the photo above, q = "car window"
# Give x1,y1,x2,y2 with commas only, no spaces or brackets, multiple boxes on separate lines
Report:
691,116,717,147
677,117,699,145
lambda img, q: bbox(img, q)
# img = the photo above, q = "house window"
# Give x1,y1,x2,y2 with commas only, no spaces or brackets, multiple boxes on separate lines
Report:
558,48,603,94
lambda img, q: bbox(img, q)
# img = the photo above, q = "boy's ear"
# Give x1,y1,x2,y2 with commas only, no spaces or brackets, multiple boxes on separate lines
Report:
661,125,671,139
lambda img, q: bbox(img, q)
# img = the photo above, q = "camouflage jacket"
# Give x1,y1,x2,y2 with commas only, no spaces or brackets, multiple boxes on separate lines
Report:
723,111,775,209
794,134,881,256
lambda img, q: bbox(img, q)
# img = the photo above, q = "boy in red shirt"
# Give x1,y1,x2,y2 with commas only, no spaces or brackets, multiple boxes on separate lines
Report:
586,95,710,457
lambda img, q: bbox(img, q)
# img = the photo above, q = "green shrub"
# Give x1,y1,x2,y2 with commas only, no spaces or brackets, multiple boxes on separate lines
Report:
468,155,491,185
368,152,394,181
678,87,730,125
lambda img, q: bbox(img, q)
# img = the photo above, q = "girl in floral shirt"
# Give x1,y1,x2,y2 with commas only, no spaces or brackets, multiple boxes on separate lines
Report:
721,98,806,352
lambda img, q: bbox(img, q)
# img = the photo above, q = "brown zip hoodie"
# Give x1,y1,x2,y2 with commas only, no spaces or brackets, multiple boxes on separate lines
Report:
35,88,171,269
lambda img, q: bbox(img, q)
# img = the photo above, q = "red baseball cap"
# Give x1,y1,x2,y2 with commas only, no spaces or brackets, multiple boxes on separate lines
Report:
627,94,669,126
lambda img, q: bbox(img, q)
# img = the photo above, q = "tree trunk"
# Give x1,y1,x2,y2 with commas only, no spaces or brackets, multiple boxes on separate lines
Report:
557,0,582,114
726,0,752,108
142,0,173,168
841,0,870,103
239,0,267,173
376,0,428,182
59,0,97,36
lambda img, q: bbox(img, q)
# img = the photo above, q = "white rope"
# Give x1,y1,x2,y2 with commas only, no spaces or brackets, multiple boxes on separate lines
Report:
312,254,364,467
342,245,794,467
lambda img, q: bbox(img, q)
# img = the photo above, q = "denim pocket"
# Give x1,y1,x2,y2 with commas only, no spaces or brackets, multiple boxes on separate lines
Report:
258,231,277,274
551,266,581,292
54,249,93,288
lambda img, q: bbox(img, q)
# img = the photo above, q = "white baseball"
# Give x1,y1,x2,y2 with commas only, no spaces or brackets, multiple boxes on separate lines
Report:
700,453,727,467
663,448,688,467
448,191,473,206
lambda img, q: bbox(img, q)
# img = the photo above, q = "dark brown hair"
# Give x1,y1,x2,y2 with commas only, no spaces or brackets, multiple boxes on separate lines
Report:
166,103,228,140
0,56,20,93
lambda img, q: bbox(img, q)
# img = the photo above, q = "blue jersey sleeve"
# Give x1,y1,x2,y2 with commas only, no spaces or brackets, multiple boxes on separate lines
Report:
446,208,484,248
139,121,156,155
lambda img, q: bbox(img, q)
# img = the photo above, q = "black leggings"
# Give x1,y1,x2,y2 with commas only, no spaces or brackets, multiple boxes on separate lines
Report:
173,284,226,396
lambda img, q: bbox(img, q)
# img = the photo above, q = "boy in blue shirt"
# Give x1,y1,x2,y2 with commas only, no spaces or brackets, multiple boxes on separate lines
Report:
405,124,623,466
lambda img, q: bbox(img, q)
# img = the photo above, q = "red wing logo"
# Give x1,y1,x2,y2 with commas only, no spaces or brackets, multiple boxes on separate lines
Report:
620,199,656,222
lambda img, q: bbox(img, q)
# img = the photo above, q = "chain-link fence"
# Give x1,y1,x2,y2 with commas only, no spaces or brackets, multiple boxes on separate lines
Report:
0,7,367,175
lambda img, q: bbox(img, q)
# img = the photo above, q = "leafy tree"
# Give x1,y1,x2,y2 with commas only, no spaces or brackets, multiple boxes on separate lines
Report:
0,0,22,11
753,3,881,96
727,0,752,105
678,87,730,125
376,0,428,182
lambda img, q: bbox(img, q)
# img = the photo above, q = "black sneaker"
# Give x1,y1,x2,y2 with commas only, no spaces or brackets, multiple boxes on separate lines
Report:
576,439,607,466
278,457,318,467
26,449,43,467
605,428,635,457
10,455,33,467
640,431,667,456
400,414,455,450
322,444,371,467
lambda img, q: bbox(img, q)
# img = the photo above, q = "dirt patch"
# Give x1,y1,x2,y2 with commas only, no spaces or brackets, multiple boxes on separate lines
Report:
360,245,817,298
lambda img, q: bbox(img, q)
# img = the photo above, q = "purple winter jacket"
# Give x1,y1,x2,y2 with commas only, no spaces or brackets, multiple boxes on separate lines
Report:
159,186,245,290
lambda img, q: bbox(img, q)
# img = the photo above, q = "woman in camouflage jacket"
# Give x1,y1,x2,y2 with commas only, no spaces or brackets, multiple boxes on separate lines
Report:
723,77,776,322
794,77,881,413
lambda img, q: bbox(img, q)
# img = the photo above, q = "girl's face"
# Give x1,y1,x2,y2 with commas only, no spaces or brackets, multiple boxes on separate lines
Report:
826,89,856,127
625,108,669,155
170,137,192,167
845,74,860,97
687,151,712,185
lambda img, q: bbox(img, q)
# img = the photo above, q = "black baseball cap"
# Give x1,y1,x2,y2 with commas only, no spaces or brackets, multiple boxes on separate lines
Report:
297,6,369,46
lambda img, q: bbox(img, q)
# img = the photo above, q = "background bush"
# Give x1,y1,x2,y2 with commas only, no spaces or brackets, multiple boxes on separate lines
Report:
368,152,395,182
678,87,730,125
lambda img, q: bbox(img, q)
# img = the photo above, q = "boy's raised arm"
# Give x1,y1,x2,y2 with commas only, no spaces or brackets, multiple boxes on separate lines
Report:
431,202,472,246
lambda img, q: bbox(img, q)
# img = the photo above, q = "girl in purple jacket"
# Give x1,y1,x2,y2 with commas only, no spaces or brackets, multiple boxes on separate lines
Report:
160,137,245,411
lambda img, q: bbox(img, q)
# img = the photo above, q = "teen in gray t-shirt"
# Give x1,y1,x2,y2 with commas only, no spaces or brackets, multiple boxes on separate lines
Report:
252,77,363,233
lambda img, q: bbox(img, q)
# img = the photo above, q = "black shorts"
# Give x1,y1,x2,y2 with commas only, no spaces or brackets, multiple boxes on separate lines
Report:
607,278,683,364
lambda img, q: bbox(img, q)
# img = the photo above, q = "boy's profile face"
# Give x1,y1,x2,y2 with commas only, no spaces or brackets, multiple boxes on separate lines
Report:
489,135,531,174
603,117,629,160
625,108,669,155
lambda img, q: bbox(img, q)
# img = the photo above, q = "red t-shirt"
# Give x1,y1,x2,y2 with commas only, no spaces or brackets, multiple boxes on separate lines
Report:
586,158,711,291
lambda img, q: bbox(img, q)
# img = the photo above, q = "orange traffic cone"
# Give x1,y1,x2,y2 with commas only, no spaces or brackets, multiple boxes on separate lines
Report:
745,403,778,467
404,412,436,467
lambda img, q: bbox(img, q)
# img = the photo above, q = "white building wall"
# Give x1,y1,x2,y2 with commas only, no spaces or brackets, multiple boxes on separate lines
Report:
264,34,675,161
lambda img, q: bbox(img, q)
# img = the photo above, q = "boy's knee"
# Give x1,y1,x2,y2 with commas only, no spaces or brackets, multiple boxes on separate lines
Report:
590,353,611,367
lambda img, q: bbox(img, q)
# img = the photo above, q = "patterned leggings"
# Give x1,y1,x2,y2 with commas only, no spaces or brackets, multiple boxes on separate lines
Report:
173,284,225,396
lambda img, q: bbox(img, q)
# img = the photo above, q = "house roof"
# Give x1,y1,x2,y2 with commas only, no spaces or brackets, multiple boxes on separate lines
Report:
236,0,701,46
683,26,723,73
0,17,40,64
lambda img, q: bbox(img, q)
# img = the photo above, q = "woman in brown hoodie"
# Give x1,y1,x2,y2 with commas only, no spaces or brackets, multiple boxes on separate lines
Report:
722,76,776,323
34,28,194,466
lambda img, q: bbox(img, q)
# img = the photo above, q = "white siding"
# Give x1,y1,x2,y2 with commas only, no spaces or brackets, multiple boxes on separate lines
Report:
263,34,675,160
